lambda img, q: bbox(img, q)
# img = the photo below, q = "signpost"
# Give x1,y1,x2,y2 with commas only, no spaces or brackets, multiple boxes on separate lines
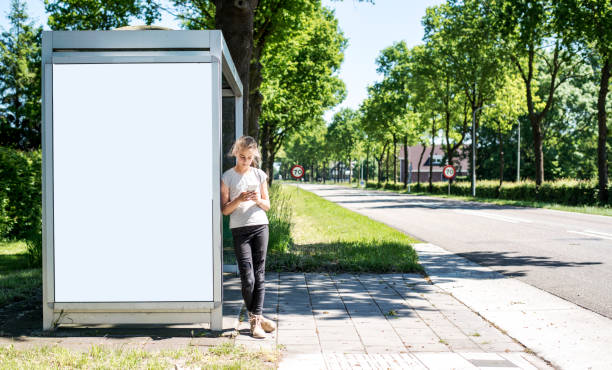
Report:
291,165,305,180
443,165,456,195
408,162,412,193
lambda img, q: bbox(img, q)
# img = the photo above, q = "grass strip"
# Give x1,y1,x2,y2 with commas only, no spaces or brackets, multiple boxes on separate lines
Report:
266,185,422,273
361,185,612,217
401,190,612,217
286,181,612,217
0,342,277,369
0,240,41,306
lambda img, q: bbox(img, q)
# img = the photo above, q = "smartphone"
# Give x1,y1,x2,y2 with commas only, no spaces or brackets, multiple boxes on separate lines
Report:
246,184,258,192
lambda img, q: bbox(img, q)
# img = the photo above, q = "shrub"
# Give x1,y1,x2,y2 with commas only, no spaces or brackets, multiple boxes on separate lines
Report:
366,177,611,207
222,184,293,264
267,184,293,253
0,147,42,267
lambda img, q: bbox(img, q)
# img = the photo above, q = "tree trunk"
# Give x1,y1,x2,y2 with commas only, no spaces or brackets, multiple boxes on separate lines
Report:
259,121,271,178
376,142,388,186
392,134,397,184
322,163,326,184
417,144,426,187
385,143,390,183
348,156,352,183
248,61,263,139
311,163,315,182
429,117,436,193
499,123,504,190
515,42,562,186
530,114,544,185
403,135,408,188
214,0,257,137
336,162,340,182
597,56,610,203
428,142,434,193
365,145,370,182
267,151,276,186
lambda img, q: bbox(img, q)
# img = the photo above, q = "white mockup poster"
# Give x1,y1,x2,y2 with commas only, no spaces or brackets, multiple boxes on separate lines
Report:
52,63,214,302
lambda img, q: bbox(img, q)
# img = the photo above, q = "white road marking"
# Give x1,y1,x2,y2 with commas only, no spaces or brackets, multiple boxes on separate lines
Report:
568,230,612,241
453,210,533,224
583,229,612,238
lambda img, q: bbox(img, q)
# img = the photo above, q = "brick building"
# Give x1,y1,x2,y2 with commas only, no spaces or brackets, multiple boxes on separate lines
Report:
398,145,469,183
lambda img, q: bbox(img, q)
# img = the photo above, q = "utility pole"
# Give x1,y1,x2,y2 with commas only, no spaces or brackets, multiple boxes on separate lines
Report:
471,104,496,197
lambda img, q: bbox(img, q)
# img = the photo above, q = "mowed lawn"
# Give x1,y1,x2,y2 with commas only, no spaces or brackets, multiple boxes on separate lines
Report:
0,240,40,307
266,185,422,273
0,342,276,369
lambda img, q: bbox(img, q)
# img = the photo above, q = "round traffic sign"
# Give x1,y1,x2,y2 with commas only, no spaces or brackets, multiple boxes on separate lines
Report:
290,165,304,179
442,165,456,179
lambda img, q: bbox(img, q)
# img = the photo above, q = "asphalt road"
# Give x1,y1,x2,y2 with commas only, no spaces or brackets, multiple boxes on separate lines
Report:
299,184,612,319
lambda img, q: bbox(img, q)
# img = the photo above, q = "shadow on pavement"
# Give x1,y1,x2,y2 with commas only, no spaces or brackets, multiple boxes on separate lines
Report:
335,197,523,211
418,249,601,279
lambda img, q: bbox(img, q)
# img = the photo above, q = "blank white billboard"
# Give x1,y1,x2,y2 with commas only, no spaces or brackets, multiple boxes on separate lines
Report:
52,63,214,302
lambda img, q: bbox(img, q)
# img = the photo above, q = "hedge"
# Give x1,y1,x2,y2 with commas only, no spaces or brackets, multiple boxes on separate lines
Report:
365,179,611,206
0,146,42,266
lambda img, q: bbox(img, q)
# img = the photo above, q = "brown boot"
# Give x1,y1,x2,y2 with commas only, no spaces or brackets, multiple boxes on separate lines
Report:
260,315,276,333
248,313,266,339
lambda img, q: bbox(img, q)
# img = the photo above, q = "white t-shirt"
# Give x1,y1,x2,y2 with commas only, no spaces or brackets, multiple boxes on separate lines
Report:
221,167,269,229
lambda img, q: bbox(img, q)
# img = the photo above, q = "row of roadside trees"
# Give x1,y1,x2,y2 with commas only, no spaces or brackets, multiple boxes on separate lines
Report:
1,0,610,201
281,0,611,204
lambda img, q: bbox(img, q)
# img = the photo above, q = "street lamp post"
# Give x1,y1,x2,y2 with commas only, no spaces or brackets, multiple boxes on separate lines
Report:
471,104,496,197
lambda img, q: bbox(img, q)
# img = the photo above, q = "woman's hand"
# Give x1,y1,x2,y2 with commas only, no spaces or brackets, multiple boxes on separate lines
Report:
237,191,256,202
222,181,256,216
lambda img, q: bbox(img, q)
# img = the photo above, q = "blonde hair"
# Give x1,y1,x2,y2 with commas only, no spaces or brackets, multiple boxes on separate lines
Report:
230,136,261,167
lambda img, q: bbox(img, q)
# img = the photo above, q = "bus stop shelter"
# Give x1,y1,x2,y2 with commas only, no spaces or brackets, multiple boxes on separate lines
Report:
41,30,243,330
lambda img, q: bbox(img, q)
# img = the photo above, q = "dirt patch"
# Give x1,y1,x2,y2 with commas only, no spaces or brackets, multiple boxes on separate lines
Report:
0,287,42,337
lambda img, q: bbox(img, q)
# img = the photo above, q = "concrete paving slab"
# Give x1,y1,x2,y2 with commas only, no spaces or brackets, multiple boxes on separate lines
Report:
414,352,478,369
406,342,450,352
443,338,482,351
499,353,545,370
279,353,326,370
321,344,365,354
397,334,441,344
282,344,322,354
364,345,408,354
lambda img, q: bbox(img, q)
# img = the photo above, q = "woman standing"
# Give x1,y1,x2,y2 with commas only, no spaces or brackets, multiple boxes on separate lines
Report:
221,136,276,339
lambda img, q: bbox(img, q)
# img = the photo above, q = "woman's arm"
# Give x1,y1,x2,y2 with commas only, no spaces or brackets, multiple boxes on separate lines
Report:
221,180,253,215
255,180,271,212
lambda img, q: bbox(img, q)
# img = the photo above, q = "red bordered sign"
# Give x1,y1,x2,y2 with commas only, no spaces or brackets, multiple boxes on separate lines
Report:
290,165,304,179
442,165,456,179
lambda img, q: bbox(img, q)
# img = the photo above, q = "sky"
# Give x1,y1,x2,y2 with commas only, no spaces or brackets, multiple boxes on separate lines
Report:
0,0,445,120
321,0,445,119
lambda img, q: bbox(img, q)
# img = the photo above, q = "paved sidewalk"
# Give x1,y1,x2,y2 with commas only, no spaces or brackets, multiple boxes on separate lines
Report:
415,243,612,370
227,271,551,369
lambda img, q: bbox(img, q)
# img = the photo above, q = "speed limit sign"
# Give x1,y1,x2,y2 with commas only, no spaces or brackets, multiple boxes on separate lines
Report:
442,165,456,179
290,165,304,179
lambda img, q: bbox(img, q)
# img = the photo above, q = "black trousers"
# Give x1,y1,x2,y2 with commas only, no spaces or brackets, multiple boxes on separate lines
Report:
231,224,269,315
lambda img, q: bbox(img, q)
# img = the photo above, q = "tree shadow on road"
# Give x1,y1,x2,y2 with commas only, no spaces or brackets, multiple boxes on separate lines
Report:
418,249,602,280
335,197,524,211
